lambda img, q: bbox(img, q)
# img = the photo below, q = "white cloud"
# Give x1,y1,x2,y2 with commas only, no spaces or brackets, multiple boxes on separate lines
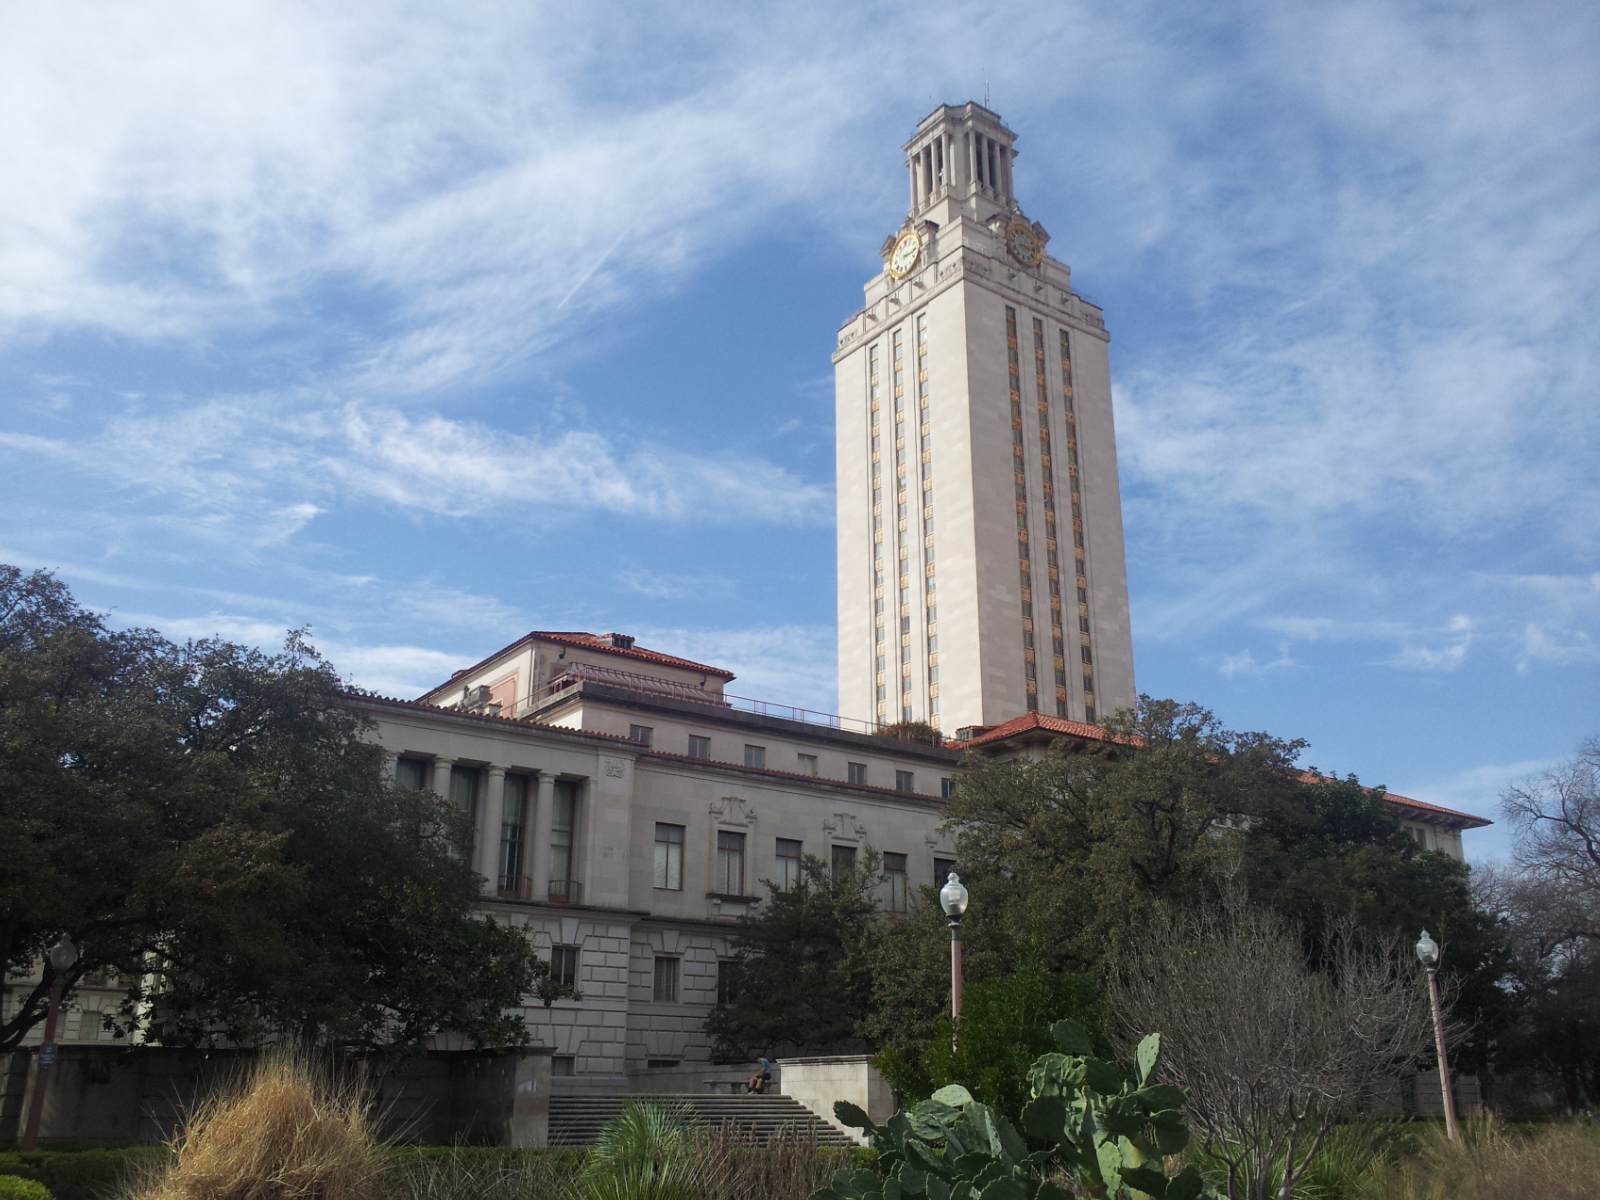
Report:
1218,648,1300,677
328,642,477,701
1384,615,1474,672
0,397,830,544
108,604,481,699
614,570,733,601
634,624,839,718
2,0,1598,721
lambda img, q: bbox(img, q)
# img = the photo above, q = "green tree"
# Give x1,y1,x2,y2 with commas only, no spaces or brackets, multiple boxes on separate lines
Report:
1236,772,1516,1071
704,853,883,1060
0,565,565,1053
878,955,1108,1122
869,697,1510,1088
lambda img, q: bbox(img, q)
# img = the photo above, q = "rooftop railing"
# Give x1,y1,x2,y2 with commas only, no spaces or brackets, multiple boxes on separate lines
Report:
526,661,943,745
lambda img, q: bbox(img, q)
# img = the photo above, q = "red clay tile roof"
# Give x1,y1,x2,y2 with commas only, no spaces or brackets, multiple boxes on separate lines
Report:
528,632,735,679
418,631,734,700
1291,771,1492,829
962,713,1490,829
959,711,1129,748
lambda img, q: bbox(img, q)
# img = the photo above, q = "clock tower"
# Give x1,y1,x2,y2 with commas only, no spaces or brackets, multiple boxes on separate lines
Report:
834,102,1136,733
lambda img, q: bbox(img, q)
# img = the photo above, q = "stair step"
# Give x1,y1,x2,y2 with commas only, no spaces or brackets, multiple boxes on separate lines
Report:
548,1093,857,1147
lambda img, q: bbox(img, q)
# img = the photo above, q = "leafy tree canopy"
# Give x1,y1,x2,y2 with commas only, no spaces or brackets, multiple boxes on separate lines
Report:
862,698,1506,1084
0,566,562,1054
704,853,883,1061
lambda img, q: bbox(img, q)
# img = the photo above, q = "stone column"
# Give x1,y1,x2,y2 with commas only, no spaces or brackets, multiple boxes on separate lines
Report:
382,752,398,782
432,759,452,797
478,766,507,894
530,773,555,901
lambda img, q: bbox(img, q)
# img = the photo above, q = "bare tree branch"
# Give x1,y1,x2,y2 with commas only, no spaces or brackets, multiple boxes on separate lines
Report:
1111,895,1433,1200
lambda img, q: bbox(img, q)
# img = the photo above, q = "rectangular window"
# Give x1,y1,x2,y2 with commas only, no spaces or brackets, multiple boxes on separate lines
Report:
499,774,528,890
883,852,908,912
550,945,579,989
797,753,818,776
552,1056,575,1077
744,744,766,769
629,724,653,746
776,838,803,891
687,735,710,759
895,770,915,792
647,1059,681,1070
448,766,480,816
653,823,684,890
831,844,857,878
848,761,868,785
934,856,956,884
449,766,480,858
941,777,956,799
716,830,746,896
549,781,579,901
395,757,428,790
653,956,679,1003
716,960,740,1006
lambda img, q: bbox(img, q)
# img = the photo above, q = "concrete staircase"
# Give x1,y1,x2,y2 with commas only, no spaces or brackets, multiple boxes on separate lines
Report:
548,1093,857,1147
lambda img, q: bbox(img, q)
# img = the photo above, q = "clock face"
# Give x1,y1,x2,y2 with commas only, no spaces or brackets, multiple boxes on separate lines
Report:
888,231,921,278
1006,222,1041,267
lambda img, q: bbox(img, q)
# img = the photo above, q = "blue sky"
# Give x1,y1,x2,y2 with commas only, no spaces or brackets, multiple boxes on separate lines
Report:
4,1,1598,862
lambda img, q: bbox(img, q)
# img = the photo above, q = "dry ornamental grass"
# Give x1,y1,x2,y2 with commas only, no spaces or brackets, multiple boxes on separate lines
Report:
1364,1114,1600,1200
127,1053,384,1200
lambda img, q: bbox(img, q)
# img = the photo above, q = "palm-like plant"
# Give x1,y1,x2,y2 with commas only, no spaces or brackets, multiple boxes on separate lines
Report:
578,1101,707,1200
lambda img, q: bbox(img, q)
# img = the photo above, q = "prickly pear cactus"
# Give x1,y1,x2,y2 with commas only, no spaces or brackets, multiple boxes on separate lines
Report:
810,1021,1215,1200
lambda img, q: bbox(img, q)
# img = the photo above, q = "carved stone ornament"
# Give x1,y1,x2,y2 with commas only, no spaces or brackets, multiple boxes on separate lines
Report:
823,812,868,842
709,797,757,827
602,758,627,778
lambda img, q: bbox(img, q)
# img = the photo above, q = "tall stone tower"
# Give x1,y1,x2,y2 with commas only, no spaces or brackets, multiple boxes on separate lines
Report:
834,102,1135,733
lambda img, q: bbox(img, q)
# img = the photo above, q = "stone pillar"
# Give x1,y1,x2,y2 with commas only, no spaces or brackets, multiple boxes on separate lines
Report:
509,1051,552,1148
530,774,555,901
382,752,398,782
432,759,452,797
478,766,507,894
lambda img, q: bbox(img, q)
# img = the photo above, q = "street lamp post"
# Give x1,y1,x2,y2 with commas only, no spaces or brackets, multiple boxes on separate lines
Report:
939,873,969,1048
21,935,79,1151
1415,929,1458,1142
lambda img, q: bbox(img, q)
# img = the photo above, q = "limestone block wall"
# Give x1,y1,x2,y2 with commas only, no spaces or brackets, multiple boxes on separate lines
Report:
779,1056,895,1145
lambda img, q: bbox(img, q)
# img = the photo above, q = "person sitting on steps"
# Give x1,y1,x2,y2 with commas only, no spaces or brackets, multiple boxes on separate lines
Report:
746,1057,772,1094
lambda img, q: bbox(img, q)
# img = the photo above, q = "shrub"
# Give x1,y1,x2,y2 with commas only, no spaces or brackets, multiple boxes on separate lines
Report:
0,1177,51,1200
0,1150,168,1200
124,1052,384,1200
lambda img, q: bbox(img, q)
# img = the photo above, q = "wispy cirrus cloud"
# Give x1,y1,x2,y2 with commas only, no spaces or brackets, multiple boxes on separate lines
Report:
1,397,829,544
1,0,1597,780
